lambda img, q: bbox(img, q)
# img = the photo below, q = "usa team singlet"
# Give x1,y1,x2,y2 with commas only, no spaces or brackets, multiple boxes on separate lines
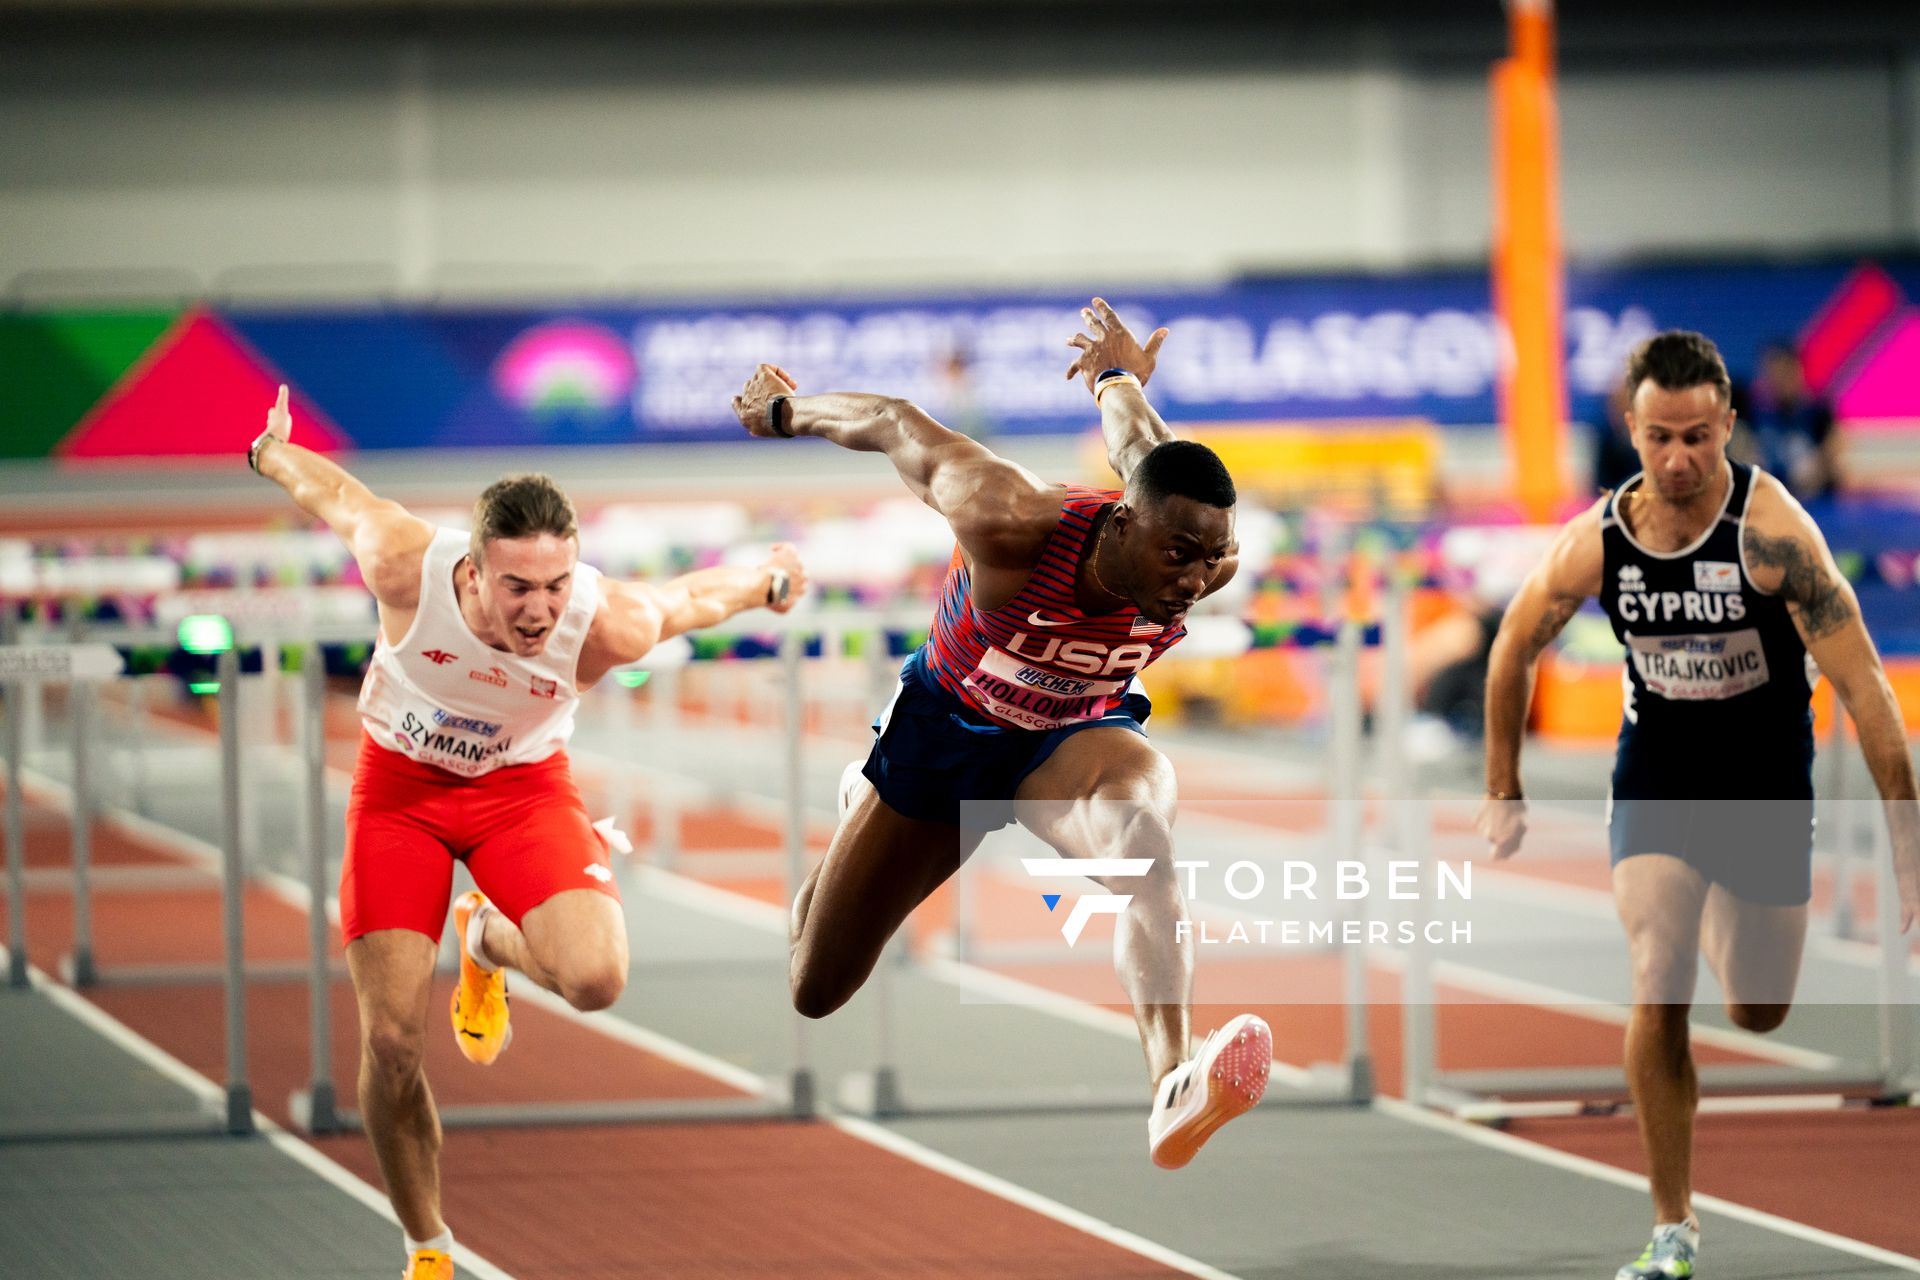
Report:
923,486,1187,730
862,486,1186,829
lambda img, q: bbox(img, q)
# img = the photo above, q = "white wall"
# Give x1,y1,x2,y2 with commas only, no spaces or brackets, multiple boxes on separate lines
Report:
1,30,1913,300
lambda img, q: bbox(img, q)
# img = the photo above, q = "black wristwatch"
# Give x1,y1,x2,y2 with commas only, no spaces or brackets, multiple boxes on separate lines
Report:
768,395,795,438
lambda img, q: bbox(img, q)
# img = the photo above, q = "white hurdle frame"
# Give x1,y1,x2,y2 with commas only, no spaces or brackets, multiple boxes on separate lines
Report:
1,640,254,1138
838,617,1382,1118
1388,634,1920,1121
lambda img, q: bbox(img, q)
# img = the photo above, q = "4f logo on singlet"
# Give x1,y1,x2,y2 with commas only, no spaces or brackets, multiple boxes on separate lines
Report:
420,649,457,665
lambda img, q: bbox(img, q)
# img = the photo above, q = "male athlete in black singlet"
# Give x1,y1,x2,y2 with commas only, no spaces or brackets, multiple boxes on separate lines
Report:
1477,331,1920,1279
732,300,1273,1169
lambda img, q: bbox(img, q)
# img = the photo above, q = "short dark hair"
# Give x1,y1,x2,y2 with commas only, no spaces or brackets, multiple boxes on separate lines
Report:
1624,331,1731,404
1130,440,1236,509
471,473,578,564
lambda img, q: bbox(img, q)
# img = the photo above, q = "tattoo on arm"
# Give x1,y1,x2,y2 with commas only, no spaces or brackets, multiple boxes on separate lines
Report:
1742,527,1855,639
1525,595,1582,659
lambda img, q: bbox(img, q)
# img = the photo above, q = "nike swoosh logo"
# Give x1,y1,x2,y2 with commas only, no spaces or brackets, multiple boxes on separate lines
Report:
1026,610,1075,627
459,1028,485,1039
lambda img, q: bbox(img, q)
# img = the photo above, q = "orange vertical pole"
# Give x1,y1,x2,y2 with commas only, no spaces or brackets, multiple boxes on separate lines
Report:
1492,0,1568,522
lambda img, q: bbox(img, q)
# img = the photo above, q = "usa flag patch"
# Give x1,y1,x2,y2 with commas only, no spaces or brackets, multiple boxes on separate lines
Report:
1131,616,1164,637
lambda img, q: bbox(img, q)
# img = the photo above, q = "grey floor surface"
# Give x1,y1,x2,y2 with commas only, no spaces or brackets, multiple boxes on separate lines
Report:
0,985,403,1280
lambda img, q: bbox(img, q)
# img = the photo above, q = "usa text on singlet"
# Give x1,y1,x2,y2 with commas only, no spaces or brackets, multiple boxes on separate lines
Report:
921,487,1188,732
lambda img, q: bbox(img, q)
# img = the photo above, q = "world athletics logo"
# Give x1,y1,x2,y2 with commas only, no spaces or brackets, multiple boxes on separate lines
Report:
493,320,637,416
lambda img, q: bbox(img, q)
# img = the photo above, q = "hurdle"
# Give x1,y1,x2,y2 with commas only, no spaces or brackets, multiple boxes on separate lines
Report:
834,612,1388,1119
3,605,824,1136
1390,670,1920,1122
1,639,255,1139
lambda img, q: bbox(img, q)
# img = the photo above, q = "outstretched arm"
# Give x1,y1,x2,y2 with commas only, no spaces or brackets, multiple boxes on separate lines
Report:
1064,297,1172,484
732,365,1048,567
1744,483,1919,930
1476,501,1607,858
249,385,432,605
579,543,808,685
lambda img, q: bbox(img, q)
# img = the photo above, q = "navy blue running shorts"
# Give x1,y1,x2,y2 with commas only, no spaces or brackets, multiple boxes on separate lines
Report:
1607,795,1815,906
861,650,1152,830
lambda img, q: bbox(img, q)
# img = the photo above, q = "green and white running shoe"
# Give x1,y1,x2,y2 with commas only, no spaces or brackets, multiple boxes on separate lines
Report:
1616,1222,1698,1279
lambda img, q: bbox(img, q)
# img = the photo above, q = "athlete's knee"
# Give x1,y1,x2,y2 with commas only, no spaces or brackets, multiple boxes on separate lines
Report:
1627,940,1696,1005
1726,1001,1790,1034
362,1020,426,1083
558,960,627,1013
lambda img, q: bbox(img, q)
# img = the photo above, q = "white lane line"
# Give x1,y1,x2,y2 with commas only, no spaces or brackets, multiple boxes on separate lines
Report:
831,1115,1246,1280
3,951,516,1280
1374,1096,1920,1275
917,953,1325,1092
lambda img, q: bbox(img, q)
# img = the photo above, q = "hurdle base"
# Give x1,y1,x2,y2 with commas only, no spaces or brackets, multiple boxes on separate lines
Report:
1422,1063,1913,1124
304,1090,813,1134
66,959,350,988
224,1083,255,1135
0,1105,238,1144
833,1065,1368,1121
290,1084,343,1136
58,946,98,988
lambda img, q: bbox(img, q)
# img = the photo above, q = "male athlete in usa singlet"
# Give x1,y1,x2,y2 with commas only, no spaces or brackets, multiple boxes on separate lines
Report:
734,298,1275,1172
866,486,1187,830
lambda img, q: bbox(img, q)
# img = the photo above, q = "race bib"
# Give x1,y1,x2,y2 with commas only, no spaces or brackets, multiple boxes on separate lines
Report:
1627,628,1770,701
390,705,515,776
961,647,1127,732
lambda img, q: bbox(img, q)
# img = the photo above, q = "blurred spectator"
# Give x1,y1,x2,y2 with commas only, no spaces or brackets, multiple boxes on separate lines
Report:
938,348,995,442
1733,341,1842,500
1588,381,1639,493
1410,603,1503,741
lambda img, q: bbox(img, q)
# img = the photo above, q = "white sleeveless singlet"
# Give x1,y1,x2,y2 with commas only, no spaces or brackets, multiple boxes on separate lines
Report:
357,528,602,777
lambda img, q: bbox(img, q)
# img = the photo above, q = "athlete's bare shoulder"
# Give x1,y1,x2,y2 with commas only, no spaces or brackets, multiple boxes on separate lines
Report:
1740,467,1810,539
356,511,437,612
1541,494,1608,600
949,468,1069,571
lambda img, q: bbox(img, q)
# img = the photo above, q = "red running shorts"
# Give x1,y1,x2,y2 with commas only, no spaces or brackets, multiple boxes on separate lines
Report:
340,734,620,943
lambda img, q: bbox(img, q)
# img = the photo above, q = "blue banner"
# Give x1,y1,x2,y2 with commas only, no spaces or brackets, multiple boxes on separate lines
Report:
219,258,1920,449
